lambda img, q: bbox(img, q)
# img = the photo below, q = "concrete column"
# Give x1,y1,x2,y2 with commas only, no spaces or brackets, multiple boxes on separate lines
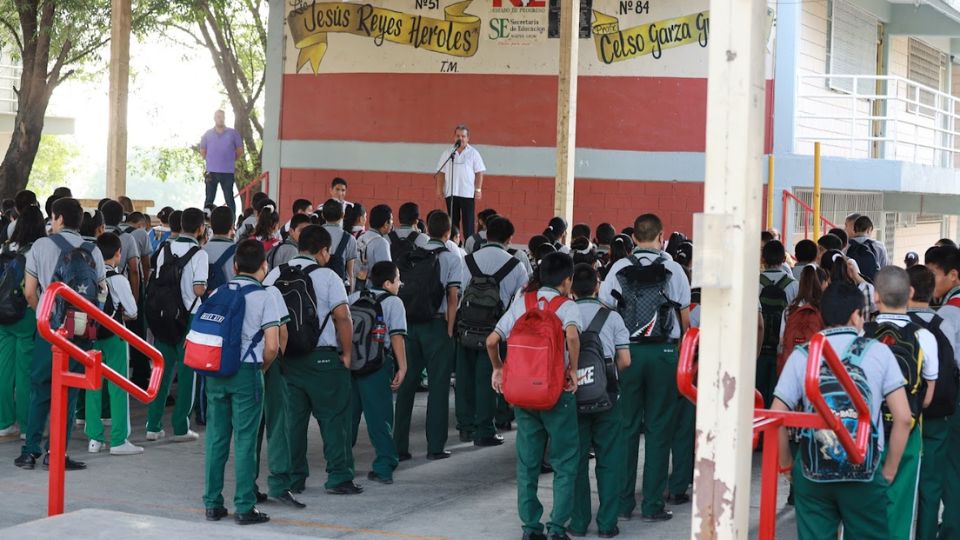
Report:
106,0,131,199
770,0,802,235
692,0,769,537
263,0,286,203
553,1,579,230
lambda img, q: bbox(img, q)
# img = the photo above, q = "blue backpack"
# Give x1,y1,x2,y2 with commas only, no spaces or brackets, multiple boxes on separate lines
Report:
50,234,101,339
206,244,238,295
797,332,881,483
184,281,263,378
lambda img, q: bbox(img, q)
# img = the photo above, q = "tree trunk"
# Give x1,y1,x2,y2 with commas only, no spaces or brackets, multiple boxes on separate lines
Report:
0,72,51,199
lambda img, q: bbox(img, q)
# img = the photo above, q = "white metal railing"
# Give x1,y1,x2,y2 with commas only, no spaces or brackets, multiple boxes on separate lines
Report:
795,74,960,168
0,64,20,114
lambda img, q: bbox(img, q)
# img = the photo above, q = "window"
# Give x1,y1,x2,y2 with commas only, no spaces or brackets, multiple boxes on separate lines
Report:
826,0,879,95
906,38,947,116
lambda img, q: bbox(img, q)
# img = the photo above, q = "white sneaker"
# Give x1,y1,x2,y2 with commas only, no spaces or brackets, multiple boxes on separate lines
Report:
171,430,199,443
0,425,19,437
109,440,144,456
19,432,26,440
145,430,166,441
75,419,85,427
87,440,104,453
102,418,111,427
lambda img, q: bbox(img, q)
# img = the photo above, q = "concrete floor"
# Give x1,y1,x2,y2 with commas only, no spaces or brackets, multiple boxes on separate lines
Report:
0,390,798,539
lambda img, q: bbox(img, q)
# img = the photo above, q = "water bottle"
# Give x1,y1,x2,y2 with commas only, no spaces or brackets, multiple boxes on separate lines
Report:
372,315,386,345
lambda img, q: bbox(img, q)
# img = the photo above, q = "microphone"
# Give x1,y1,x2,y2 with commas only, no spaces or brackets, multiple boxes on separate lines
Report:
454,140,462,149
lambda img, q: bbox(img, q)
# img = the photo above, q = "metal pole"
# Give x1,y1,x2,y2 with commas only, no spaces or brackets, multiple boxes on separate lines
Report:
553,1,579,234
47,345,67,516
692,0,768,536
766,155,775,230
105,0,132,199
813,142,822,239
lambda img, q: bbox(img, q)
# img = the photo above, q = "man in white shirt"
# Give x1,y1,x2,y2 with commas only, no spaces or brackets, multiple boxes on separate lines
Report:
435,124,486,237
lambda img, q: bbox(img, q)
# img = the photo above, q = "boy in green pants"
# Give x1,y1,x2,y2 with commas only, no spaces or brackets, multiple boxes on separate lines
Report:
85,232,142,455
487,252,582,540
569,264,631,539
349,261,408,484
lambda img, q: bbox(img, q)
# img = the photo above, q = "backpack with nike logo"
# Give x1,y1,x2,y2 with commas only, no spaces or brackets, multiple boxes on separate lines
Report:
575,308,618,414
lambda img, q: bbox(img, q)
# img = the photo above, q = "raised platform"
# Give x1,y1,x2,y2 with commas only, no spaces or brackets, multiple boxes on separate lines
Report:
0,509,326,539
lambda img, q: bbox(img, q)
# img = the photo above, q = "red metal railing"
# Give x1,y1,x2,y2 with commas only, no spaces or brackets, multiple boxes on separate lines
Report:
677,328,871,539
236,171,270,211
782,190,838,240
37,282,164,517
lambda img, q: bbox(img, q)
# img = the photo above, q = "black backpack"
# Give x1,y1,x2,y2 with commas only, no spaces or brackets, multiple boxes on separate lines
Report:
612,255,677,343
457,254,520,349
863,320,925,438
388,230,418,263
267,239,294,269
759,273,793,356
0,243,28,325
847,240,881,282
146,243,200,345
576,308,618,414
273,263,324,357
325,232,350,281
397,245,446,324
350,290,389,376
97,270,125,340
468,232,485,253
909,312,958,419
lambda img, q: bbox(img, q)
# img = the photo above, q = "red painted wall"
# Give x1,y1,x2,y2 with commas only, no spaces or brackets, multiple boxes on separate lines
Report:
280,168,703,241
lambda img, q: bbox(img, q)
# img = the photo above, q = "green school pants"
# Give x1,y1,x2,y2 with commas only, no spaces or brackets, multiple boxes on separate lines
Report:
515,391,580,537
146,338,195,436
883,427,922,540
22,332,83,456
254,360,293,498
619,342,679,517
284,349,354,490
756,352,778,408
455,344,497,440
0,308,35,430
351,361,398,480
941,412,960,539
395,319,453,455
570,400,625,534
668,397,696,496
917,416,949,540
84,335,130,446
203,363,263,513
793,458,889,540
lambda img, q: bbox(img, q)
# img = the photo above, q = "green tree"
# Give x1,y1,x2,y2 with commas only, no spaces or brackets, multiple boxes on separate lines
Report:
26,134,80,199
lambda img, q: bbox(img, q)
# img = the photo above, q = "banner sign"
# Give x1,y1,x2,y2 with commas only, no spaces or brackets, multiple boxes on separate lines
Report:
591,10,709,64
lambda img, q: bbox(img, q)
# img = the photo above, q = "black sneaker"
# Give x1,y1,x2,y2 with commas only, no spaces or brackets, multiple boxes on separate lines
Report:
325,481,363,495
495,421,513,431
458,430,474,443
426,450,452,460
398,452,412,462
641,510,673,522
598,526,620,538
474,434,505,447
275,490,305,508
41,454,86,471
235,508,269,525
521,533,547,540
14,452,39,470
547,534,571,540
205,507,228,521
255,490,267,503
666,493,691,505
367,471,393,484
540,462,554,475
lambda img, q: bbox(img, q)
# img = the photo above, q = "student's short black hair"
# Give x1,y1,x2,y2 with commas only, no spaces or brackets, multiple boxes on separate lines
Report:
828,227,848,247
290,213,312,232
369,204,392,230
251,192,268,207
80,210,104,238
795,239,818,263
53,187,72,198
427,212,451,239
169,210,183,233
125,211,144,225
14,190,37,213
292,198,312,214
621,226,634,238
937,238,958,248
322,199,344,222
633,214,663,243
235,239,265,274
572,262,599,298
369,261,399,288
925,245,960,276
253,197,275,213
853,215,874,234
486,216,515,244
571,223,591,241
45,194,62,219
181,208,205,236
535,242,557,261
907,264,936,303
298,224,331,255
52,197,83,229
528,234,550,255
477,208,498,226
96,231,122,261
539,252,574,288
821,282,865,327
761,240,786,267
331,177,348,188
101,200,124,227
398,202,420,226
595,223,615,246
157,206,173,225
210,206,234,235
817,233,843,252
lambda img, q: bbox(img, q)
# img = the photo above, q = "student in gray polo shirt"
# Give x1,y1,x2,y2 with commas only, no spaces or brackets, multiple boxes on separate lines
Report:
268,213,310,270
16,197,106,471
464,208,498,255
101,201,142,299
388,202,430,254
321,199,359,292
357,204,393,288
455,216,527,446
203,206,238,287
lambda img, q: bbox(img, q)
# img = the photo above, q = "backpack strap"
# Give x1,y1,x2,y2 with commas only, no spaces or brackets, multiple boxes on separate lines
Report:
333,233,349,258
177,245,201,270
388,231,402,245
238,283,266,362
759,273,774,288
627,254,641,267
524,292,569,314
213,243,238,270
303,263,322,275
50,233,74,255
492,257,521,283
465,254,483,278
775,275,794,290
586,307,611,334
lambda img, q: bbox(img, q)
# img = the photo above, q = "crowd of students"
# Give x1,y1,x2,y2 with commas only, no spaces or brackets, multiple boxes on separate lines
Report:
0,179,958,539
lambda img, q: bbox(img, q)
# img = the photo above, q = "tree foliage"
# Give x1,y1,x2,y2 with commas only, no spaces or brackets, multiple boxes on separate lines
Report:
27,134,80,199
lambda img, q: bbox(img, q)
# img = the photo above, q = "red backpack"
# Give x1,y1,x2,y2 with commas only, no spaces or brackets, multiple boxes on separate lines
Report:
777,303,824,374
503,292,570,411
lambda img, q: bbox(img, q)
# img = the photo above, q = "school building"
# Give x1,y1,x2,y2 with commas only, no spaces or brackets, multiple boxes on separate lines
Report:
262,0,960,258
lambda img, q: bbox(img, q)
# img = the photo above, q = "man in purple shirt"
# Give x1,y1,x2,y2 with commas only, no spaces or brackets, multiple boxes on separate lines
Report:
200,109,244,215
